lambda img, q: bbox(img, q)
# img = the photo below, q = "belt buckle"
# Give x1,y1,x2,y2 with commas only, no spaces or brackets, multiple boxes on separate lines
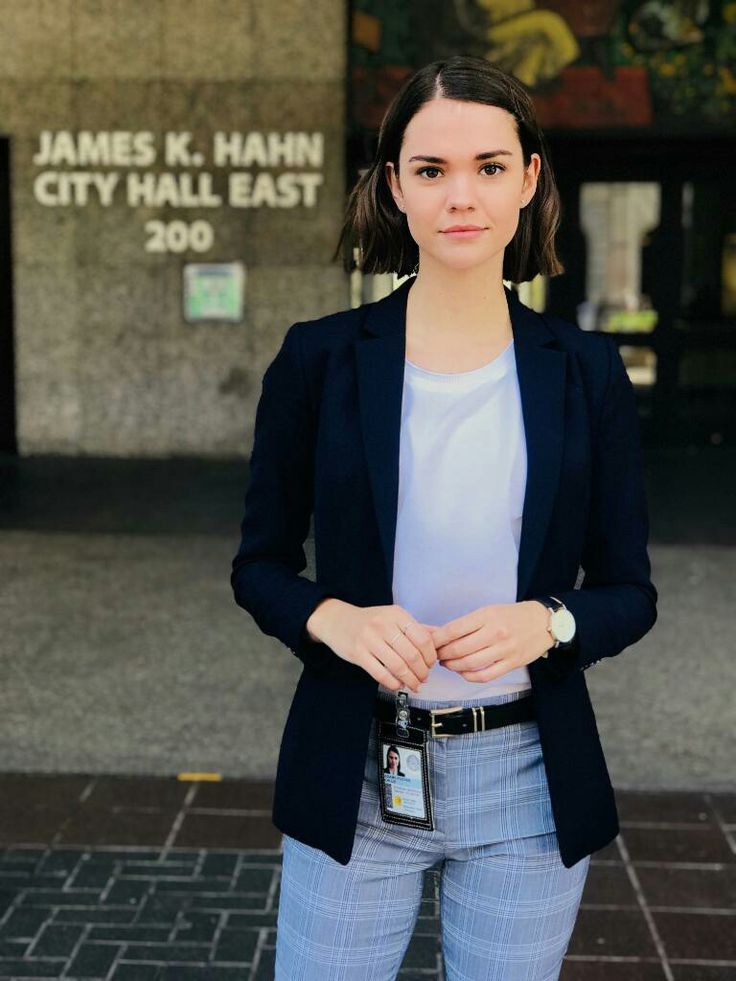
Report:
429,705,465,738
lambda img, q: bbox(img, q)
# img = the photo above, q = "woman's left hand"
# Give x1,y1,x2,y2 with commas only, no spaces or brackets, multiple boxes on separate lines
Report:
427,601,552,682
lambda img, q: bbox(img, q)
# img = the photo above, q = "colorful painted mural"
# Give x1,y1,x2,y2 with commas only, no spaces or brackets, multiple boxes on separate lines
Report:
350,0,736,132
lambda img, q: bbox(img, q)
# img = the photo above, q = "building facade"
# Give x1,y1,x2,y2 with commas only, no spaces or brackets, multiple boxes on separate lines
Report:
1,0,735,456
0,0,348,456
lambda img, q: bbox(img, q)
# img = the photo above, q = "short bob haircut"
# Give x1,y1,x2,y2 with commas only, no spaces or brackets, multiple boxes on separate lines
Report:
333,55,564,284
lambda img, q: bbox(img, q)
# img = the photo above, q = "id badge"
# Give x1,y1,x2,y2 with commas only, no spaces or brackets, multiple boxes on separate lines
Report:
376,721,434,832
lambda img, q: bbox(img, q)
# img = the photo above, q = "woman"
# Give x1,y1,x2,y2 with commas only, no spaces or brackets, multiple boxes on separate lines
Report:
384,746,404,776
231,55,658,980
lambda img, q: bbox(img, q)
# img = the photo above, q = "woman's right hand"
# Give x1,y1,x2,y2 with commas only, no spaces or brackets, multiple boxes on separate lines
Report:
306,600,438,692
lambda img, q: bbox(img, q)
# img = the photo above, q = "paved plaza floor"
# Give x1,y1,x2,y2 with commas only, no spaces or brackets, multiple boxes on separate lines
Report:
0,448,734,978
1,775,735,980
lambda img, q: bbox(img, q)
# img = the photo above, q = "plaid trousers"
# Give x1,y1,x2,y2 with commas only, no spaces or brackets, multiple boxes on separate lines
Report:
275,688,591,980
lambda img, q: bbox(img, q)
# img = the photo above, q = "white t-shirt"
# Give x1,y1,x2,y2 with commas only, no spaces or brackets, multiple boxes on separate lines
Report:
378,338,532,701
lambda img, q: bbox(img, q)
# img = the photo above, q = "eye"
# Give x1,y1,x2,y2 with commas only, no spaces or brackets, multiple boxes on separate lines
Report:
415,163,505,179
416,166,441,179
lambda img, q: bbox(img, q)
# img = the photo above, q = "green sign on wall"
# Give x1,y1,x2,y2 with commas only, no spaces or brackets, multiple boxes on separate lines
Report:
183,262,245,323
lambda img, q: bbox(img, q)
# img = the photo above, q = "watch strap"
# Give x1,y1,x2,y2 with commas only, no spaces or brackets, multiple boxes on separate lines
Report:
535,595,570,657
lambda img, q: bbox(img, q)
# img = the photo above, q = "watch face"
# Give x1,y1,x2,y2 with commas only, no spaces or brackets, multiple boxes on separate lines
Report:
551,609,576,643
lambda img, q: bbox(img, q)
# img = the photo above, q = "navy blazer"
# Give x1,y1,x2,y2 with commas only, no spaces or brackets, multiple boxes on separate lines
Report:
231,275,658,868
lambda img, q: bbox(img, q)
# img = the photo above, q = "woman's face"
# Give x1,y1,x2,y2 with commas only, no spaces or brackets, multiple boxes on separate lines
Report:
385,97,540,275
387,750,399,770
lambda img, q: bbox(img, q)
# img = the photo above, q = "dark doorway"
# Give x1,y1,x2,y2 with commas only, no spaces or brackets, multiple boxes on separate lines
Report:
547,134,736,450
0,137,16,454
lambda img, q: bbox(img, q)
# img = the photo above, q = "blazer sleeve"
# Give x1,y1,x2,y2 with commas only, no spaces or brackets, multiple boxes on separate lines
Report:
535,335,658,683
230,321,337,671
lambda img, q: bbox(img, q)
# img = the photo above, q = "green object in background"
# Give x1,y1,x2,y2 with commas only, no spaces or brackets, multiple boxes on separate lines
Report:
183,262,245,323
605,309,659,333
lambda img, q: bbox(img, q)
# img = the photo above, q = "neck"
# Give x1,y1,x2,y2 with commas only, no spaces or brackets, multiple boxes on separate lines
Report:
407,255,511,345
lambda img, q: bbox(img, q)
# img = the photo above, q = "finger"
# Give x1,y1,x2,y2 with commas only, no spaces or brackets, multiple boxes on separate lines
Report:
386,661,421,691
433,612,481,648
376,640,423,691
460,660,508,682
437,629,485,661
374,651,421,692
442,649,496,671
406,622,438,669
388,628,433,682
366,657,403,690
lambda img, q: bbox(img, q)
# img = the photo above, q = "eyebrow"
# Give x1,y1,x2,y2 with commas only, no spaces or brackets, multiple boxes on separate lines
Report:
407,150,513,163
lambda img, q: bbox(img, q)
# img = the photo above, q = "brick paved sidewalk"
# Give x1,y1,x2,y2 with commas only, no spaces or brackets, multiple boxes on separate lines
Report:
0,776,734,980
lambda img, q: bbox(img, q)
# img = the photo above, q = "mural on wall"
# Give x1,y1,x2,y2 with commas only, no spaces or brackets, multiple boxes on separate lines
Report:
350,0,736,132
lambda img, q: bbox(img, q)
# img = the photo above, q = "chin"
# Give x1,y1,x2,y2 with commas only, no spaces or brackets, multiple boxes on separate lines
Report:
436,251,500,273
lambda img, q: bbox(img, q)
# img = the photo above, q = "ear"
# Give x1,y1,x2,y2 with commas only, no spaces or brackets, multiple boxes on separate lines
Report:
521,152,541,207
385,161,405,213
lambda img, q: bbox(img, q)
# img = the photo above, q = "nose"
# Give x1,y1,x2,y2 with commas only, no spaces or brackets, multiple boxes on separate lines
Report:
445,173,477,212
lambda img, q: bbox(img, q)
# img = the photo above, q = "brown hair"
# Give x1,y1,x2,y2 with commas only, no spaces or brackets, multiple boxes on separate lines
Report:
333,55,564,284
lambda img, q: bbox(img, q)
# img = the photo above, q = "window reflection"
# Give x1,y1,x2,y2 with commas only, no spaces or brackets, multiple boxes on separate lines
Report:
620,344,657,389
579,182,660,336
722,233,736,317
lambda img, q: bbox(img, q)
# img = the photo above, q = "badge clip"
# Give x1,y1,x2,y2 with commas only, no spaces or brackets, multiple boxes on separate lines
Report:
395,689,411,738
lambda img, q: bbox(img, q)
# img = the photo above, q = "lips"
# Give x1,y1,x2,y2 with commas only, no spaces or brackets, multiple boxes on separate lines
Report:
443,225,485,232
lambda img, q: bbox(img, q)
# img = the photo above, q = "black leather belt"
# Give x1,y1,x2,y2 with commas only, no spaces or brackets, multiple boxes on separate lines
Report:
374,694,536,738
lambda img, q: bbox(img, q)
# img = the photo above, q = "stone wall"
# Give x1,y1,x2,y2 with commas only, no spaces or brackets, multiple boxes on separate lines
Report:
0,0,348,456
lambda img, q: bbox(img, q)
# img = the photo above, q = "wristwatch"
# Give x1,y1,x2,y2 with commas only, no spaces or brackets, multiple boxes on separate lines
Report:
535,595,576,657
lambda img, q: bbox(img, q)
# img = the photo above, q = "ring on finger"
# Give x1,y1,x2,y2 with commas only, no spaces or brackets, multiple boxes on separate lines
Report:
390,621,415,646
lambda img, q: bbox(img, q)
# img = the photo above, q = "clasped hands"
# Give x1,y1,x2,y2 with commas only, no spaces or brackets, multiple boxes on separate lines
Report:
406,600,552,690
308,596,554,693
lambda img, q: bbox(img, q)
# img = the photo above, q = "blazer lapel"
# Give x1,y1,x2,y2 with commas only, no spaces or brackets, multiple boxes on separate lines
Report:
354,276,568,604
